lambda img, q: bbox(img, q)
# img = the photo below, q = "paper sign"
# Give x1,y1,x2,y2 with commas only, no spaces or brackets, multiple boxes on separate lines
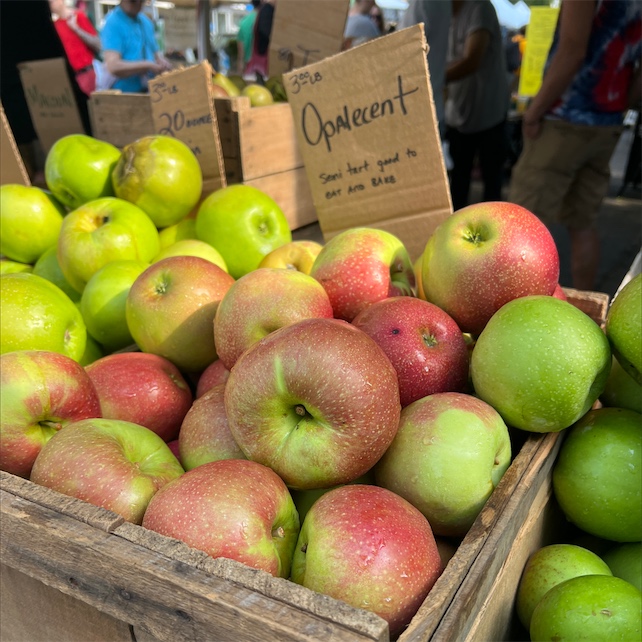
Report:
518,7,559,98
283,25,452,261
17,58,86,153
160,6,197,51
148,62,226,196
1,104,30,186
268,0,350,77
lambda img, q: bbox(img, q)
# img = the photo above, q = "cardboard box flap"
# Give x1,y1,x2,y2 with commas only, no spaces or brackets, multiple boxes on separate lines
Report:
284,25,452,261
0,104,30,186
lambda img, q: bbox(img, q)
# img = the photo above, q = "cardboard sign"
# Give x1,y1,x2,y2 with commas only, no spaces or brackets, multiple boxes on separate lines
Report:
518,7,559,98
17,58,86,153
148,62,226,196
160,6,198,51
283,25,452,261
269,0,350,77
0,104,30,186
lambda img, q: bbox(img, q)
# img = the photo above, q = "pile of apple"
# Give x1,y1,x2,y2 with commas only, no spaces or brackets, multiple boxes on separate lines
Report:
212,70,283,106
1,132,640,639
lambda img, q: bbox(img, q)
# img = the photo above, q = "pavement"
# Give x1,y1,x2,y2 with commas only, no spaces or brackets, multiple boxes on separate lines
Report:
295,125,642,301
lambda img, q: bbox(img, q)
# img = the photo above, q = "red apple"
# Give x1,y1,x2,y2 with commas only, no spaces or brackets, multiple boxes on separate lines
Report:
126,256,235,373
214,267,334,370
30,418,184,524
290,484,443,637
552,284,567,301
0,350,101,478
225,318,401,490
352,296,469,406
195,359,230,398
178,383,245,471
142,459,300,578
421,202,560,335
309,227,415,321
85,352,193,443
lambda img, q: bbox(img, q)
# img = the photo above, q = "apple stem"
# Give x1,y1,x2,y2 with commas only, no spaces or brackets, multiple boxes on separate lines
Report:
272,526,285,539
294,404,306,417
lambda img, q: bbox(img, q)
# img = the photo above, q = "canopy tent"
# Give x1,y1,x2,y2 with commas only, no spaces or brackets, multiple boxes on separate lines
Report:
491,0,531,30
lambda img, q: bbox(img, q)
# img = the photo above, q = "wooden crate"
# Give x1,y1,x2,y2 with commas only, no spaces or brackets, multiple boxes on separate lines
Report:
214,97,317,231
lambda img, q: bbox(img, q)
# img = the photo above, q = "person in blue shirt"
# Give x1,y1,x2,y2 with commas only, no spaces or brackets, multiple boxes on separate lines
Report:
100,0,171,93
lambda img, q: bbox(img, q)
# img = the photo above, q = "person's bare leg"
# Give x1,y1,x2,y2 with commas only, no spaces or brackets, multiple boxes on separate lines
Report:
569,225,600,291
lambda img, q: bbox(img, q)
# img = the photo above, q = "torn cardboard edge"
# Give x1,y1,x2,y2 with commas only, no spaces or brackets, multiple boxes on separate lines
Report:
0,104,31,186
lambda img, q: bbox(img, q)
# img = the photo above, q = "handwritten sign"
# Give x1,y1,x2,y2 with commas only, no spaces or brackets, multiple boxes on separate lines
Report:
518,7,559,98
284,25,452,261
159,6,197,51
17,58,86,153
268,0,350,77
149,62,226,196
1,104,30,185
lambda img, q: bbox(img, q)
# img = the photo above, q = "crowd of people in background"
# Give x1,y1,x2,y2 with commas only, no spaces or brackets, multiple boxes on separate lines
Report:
1,0,640,292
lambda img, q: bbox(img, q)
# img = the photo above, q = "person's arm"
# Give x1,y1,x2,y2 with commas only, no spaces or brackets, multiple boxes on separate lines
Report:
522,0,595,139
103,50,162,78
68,12,101,54
446,29,491,83
154,50,173,72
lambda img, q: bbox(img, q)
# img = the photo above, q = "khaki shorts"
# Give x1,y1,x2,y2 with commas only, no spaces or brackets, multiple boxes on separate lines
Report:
509,119,622,229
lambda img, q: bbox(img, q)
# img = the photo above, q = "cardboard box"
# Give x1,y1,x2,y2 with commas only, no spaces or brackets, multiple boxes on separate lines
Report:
0,104,30,186
214,97,317,231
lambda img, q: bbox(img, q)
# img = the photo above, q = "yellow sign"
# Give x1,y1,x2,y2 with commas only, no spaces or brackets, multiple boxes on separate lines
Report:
518,7,560,98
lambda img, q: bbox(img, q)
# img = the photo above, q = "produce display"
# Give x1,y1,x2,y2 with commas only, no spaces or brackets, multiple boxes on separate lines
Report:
1,132,640,640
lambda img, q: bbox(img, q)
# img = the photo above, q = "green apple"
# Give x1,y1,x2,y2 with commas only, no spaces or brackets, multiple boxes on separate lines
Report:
158,218,197,249
153,239,228,272
0,184,65,263
600,356,642,414
530,575,641,642
112,135,203,229
195,184,291,279
0,259,32,275
212,72,240,97
78,334,104,367
258,240,323,274
80,260,149,352
516,544,612,631
44,134,120,209
57,197,160,293
606,273,642,385
553,407,641,542
242,83,274,107
471,295,611,433
602,544,642,592
33,245,80,302
0,273,86,361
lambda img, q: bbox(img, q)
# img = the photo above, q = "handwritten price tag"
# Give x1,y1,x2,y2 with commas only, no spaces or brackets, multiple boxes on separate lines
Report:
149,62,225,195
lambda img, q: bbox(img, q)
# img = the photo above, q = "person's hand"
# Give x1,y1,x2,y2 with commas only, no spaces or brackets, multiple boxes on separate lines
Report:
522,107,543,140
66,12,79,32
157,56,173,72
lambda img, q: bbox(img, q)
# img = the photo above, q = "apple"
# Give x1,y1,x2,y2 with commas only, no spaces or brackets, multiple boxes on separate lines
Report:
224,318,401,490
471,295,611,433
78,334,104,367
86,352,193,443
45,134,120,209
0,259,32,275
195,184,292,279
33,245,81,302
414,254,427,301
421,202,560,335
290,484,443,638
258,240,323,274
0,273,87,361
529,575,641,642
374,392,511,537
0,350,101,478
602,543,642,592
516,544,613,631
178,383,245,470
210,83,230,98
57,197,160,293
31,418,184,524
309,227,415,322
195,359,230,398
158,217,197,249
152,239,228,272
0,184,64,264
212,72,240,97
142,459,300,578
79,260,149,352
552,283,568,300
600,356,642,414
214,267,334,370
352,296,470,407
126,256,235,373
552,407,641,543
112,135,203,229
242,83,274,107
605,273,642,385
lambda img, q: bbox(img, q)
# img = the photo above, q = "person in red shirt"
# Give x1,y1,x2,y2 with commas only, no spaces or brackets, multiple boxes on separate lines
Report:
48,0,101,95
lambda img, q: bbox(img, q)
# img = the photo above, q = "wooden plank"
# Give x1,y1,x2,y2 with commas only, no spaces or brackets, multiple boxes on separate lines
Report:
244,167,317,230
1,564,133,642
237,103,304,181
0,488,388,642
88,92,154,149
562,288,610,327
213,96,250,160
